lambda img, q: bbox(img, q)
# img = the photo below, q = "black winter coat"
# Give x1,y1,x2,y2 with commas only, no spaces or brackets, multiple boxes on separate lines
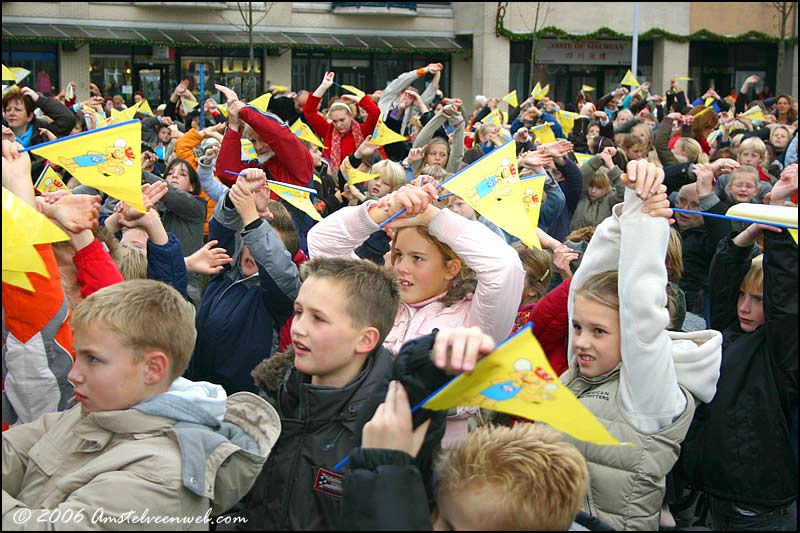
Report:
676,231,797,507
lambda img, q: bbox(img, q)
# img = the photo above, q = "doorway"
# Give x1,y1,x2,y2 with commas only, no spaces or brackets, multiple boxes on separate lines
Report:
134,65,171,107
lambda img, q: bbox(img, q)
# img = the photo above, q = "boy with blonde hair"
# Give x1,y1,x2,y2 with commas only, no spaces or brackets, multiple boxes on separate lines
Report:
340,366,591,531
715,137,773,204
2,280,280,530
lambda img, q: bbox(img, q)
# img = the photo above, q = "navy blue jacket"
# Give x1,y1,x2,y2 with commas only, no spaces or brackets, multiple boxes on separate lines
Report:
190,195,301,394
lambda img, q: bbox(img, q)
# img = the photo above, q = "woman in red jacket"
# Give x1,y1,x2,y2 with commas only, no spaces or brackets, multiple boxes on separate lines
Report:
303,71,380,172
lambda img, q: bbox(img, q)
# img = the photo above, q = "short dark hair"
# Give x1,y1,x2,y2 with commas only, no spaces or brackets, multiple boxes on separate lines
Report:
300,258,400,344
164,158,200,195
2,90,34,117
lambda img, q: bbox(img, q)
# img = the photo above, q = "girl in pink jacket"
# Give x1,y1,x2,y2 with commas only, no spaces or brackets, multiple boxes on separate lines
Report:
308,184,524,355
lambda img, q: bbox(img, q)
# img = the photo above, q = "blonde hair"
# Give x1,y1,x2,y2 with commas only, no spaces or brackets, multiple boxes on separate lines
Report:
675,137,709,164
575,271,619,311
421,137,451,170
739,137,767,160
326,101,354,118
729,166,760,188
371,159,406,192
769,124,792,144
71,280,197,381
390,226,476,307
588,167,612,192
436,423,588,531
116,243,148,280
740,254,764,294
666,227,683,284
418,164,452,185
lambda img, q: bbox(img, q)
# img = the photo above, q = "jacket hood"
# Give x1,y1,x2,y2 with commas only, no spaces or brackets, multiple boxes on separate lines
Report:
667,329,723,403
134,378,281,512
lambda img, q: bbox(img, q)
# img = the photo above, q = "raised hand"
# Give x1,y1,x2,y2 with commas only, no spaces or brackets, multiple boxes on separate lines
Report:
362,380,431,458
40,194,102,233
426,63,443,74
354,138,379,160
143,181,169,210
20,86,40,103
692,163,715,197
404,145,427,165
431,326,495,373
239,168,268,192
553,244,579,279
770,163,798,205
620,159,665,199
184,239,233,275
229,178,259,226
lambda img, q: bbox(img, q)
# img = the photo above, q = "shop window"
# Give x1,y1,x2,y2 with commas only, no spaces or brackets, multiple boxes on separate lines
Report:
2,46,59,96
180,57,222,101
220,55,263,101
90,56,134,102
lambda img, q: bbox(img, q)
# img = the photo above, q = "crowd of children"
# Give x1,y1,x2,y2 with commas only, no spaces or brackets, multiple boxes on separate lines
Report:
2,62,797,531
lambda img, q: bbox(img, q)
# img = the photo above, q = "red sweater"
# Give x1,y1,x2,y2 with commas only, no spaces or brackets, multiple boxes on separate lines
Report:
215,107,314,198
528,277,572,377
73,238,125,297
303,93,381,164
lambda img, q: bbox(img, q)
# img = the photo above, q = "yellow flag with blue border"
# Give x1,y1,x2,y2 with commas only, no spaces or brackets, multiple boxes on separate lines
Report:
10,67,31,84
241,139,257,160
181,97,199,113
620,69,640,87
555,110,580,135
532,83,550,99
502,90,518,108
727,203,798,244
345,159,380,187
35,164,72,195
438,142,539,247
740,105,766,122
521,175,545,249
291,118,326,149
2,186,70,290
341,84,366,100
270,182,323,222
248,92,272,113
30,120,146,213
137,99,154,116
481,109,503,127
371,118,406,146
532,122,557,144
424,324,622,446
574,153,593,166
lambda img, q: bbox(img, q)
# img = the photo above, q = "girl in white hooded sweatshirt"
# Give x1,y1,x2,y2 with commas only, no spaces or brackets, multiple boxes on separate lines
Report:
559,159,723,531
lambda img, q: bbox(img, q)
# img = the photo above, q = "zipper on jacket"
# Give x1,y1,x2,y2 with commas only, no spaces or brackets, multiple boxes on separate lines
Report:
399,302,417,343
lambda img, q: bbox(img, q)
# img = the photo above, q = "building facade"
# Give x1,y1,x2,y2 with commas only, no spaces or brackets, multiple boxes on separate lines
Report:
3,2,797,108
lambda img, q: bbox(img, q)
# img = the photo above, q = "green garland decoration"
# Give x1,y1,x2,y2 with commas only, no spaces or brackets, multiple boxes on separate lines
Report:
495,5,798,45
2,35,470,57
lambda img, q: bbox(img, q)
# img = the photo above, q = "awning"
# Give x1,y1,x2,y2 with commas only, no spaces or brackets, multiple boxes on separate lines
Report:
2,17,467,54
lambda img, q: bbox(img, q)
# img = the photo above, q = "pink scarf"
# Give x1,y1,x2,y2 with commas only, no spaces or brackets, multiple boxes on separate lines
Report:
330,120,365,174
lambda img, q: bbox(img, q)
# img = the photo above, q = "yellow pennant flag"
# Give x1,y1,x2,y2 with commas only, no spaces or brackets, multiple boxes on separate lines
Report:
117,101,142,122
481,109,503,127
620,69,640,87
35,165,72,195
371,118,407,147
31,120,146,213
10,67,31,84
270,182,323,222
291,118,326,149
580,84,595,93
241,139,257,160
439,142,539,247
532,83,550,99
574,153,594,166
181,97,199,113
109,108,121,124
341,84,366,100
740,105,766,122
248,92,272,113
555,110,580,135
727,203,798,244
704,97,715,107
424,324,622,446
676,76,693,81
346,164,380,187
2,186,70,290
532,122,556,144
137,99,154,116
693,106,713,120
1,64,14,81
217,102,229,118
521,175,546,249
502,90,518,108
270,85,289,94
